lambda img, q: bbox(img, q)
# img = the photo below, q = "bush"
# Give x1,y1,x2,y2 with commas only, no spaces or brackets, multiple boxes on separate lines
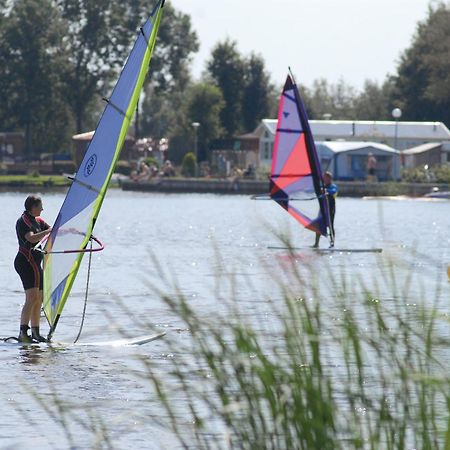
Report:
181,151,196,177
143,156,160,169
401,164,450,184
434,164,450,183
115,160,132,176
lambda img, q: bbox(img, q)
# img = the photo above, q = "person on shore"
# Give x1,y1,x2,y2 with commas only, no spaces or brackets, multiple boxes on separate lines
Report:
131,161,151,182
162,160,175,177
14,195,52,342
366,152,377,182
313,171,338,248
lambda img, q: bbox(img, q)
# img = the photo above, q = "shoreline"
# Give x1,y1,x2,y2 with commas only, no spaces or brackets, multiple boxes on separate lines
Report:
0,176,448,198
121,178,449,197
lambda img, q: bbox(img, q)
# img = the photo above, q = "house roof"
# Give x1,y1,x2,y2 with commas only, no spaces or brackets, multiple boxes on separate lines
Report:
72,131,134,141
237,132,259,140
258,119,450,141
317,141,399,154
0,131,25,138
403,142,443,155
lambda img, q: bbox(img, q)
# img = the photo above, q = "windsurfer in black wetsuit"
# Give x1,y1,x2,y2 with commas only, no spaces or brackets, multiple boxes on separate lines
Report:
313,171,338,248
14,195,52,342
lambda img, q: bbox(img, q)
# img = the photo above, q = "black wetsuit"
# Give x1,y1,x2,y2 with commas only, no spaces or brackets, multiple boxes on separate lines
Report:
325,183,338,239
14,212,50,290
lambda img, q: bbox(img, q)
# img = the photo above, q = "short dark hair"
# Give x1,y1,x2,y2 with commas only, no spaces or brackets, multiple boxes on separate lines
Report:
24,195,42,212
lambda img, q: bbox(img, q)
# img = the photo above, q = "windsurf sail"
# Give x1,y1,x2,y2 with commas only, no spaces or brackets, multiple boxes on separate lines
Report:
270,74,333,242
42,0,165,340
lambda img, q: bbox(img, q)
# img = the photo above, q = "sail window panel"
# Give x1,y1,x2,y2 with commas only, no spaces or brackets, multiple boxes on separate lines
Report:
45,205,95,288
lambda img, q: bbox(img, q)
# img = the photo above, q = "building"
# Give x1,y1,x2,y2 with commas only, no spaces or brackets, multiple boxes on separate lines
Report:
255,119,450,165
72,131,136,166
210,133,259,175
403,142,450,169
253,119,450,179
0,132,25,162
316,141,401,181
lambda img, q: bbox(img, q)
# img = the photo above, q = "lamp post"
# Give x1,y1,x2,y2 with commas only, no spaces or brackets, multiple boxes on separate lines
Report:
392,107,402,167
192,122,200,177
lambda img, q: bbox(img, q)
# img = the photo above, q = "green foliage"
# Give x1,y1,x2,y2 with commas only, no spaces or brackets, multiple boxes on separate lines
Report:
0,0,72,155
184,83,224,160
353,78,396,120
55,0,150,133
242,53,273,132
0,175,69,186
301,77,396,121
206,41,275,136
434,164,450,183
23,232,450,447
394,3,450,127
143,156,159,169
402,164,450,183
147,3,199,95
115,160,132,176
140,4,199,139
146,244,450,449
181,151,196,177
207,39,246,137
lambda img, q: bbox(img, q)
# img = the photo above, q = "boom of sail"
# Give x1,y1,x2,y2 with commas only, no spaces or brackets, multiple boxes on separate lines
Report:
270,74,333,242
42,1,165,340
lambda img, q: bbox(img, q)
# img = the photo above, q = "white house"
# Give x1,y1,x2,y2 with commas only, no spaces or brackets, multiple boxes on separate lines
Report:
255,119,450,167
254,119,450,179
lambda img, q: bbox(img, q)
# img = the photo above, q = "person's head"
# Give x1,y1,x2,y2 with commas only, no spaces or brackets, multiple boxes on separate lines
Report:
24,195,43,217
323,171,333,184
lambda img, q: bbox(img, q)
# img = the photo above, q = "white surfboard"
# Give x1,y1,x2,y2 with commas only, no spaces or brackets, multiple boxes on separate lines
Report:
268,246,382,253
1,331,166,348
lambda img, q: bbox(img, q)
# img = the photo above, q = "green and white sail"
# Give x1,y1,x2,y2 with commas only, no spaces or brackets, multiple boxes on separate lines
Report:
42,1,165,340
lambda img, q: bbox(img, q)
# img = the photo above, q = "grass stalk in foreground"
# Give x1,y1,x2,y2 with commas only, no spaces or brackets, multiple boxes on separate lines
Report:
25,239,450,449
142,242,450,449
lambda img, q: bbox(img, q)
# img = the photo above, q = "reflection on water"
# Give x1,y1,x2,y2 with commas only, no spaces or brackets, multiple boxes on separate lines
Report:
0,191,448,448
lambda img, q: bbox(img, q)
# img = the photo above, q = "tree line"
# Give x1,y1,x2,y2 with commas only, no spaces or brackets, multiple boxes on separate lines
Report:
0,0,449,163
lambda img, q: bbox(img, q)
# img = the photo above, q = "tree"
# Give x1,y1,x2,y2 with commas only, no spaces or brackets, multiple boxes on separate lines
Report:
207,39,246,137
353,79,395,120
394,2,450,126
139,3,199,139
242,53,273,132
146,3,199,95
168,82,224,163
55,0,145,133
185,82,224,161
0,0,71,156
303,78,357,120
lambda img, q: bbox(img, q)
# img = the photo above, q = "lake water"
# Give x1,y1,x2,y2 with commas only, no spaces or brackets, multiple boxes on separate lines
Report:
0,190,449,448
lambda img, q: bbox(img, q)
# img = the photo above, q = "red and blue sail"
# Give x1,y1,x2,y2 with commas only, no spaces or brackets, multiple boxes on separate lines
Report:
270,75,331,238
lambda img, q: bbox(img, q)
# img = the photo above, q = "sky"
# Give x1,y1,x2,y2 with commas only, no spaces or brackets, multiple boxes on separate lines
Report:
169,0,434,90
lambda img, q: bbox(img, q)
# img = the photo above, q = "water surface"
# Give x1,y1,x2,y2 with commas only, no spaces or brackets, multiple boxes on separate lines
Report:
0,190,448,448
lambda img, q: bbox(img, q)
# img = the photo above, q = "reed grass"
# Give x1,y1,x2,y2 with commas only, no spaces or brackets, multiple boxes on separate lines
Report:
139,242,450,449
25,237,450,449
